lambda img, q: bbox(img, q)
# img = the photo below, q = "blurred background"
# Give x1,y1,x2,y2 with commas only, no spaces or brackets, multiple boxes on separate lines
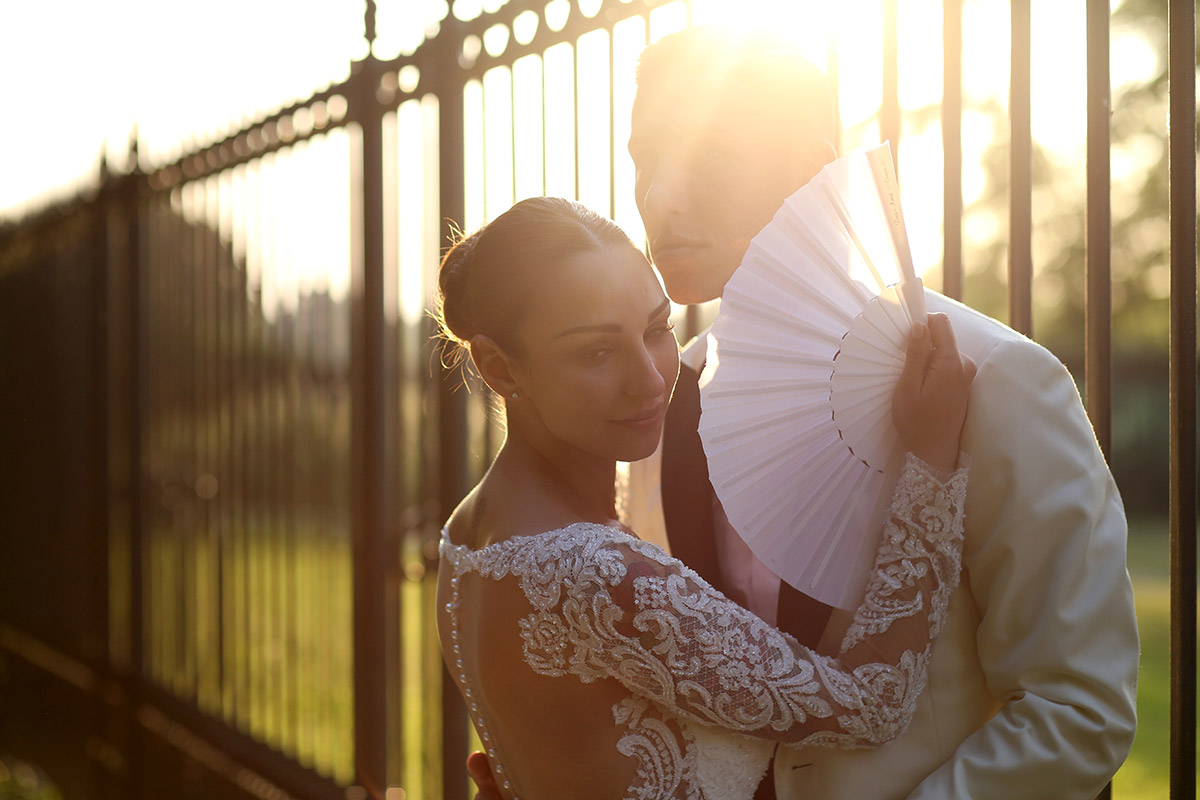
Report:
0,0,1194,798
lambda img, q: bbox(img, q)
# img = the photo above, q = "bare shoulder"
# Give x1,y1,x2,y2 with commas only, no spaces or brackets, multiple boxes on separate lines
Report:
443,487,488,548
444,471,601,550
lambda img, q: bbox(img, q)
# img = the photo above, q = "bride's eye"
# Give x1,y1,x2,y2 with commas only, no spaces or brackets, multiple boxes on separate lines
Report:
647,320,675,339
577,343,613,363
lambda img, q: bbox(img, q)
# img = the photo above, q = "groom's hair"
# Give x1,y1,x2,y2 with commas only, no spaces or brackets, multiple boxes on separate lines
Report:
635,26,838,148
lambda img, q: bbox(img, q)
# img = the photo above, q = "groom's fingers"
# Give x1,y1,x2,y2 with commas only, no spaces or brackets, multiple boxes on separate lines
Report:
960,353,978,383
925,313,972,388
927,312,958,356
928,313,970,375
897,317,932,397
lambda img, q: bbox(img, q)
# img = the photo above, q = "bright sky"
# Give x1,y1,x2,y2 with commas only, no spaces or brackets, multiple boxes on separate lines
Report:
1,0,1161,293
0,0,366,216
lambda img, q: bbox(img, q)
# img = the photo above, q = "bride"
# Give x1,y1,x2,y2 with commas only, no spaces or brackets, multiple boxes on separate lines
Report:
435,197,975,800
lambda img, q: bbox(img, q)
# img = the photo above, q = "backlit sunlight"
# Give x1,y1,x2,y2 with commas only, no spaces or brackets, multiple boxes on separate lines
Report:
1,0,1146,301
0,2,1179,799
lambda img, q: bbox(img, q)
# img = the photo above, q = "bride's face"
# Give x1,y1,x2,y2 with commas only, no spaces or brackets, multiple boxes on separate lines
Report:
509,244,680,462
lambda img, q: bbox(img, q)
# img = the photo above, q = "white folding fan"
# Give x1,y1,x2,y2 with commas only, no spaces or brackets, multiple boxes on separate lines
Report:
697,143,925,610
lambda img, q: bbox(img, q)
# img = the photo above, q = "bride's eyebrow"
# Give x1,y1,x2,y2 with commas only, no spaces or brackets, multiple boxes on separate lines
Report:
553,299,672,339
552,322,619,339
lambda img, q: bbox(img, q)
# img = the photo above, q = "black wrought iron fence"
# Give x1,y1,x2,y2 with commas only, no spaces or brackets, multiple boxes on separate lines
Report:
0,1,1194,799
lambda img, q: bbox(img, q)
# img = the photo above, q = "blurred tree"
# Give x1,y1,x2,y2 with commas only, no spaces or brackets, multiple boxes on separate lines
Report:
959,0,1171,358
930,0,1176,513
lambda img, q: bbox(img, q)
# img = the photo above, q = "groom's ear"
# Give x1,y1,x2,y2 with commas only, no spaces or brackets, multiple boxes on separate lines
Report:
470,335,519,397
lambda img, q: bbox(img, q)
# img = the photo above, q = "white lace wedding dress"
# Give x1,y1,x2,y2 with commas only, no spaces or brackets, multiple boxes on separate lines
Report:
438,454,967,800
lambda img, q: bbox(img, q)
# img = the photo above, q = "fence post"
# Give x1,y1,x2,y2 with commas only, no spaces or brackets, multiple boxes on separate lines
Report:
1008,0,1033,337
941,0,963,302
880,0,900,168
1085,5,1114,798
1168,1,1197,798
436,16,470,800
1085,0,1113,460
350,30,391,800
125,151,147,800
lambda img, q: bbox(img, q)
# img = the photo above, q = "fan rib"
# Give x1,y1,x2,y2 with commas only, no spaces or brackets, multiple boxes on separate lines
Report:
817,180,889,292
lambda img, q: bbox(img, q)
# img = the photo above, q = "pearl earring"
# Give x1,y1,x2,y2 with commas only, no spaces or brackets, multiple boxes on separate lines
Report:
510,391,518,399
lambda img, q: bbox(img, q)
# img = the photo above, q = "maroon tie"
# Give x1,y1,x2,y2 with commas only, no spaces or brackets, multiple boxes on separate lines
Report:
661,363,722,589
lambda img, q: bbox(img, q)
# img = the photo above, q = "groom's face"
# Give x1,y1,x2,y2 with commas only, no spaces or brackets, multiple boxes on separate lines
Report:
629,73,814,306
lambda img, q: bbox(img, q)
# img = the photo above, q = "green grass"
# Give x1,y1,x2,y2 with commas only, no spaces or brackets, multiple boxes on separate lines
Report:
1111,517,1197,800
141,521,356,785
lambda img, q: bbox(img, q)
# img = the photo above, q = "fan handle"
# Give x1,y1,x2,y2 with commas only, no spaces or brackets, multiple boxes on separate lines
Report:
865,143,927,325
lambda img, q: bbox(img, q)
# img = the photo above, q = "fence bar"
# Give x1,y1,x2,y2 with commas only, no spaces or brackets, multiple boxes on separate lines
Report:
437,20,471,800
230,164,248,735
609,25,617,221
205,175,222,721
827,34,842,150
215,171,231,725
379,108,405,789
941,0,963,301
151,194,167,694
126,166,147,800
91,165,112,676
186,182,202,704
574,38,583,203
1086,5,1115,795
880,0,900,167
1168,0,1198,797
351,53,391,799
1008,0,1032,336
249,163,269,743
90,168,114,799
1085,0,1112,460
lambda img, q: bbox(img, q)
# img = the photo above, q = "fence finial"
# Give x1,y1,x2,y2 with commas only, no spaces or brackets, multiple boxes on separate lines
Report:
364,0,377,48
127,125,140,174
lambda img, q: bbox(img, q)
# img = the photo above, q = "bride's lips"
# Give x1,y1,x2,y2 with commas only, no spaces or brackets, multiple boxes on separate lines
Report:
613,406,666,430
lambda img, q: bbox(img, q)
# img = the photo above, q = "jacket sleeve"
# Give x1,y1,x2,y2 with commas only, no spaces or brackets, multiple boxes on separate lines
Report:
907,338,1138,799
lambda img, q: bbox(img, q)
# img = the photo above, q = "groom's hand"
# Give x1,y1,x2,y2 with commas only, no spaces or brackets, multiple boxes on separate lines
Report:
893,312,976,473
467,751,503,800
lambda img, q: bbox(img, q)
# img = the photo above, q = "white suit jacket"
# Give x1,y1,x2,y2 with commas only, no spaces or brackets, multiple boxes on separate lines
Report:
628,290,1138,799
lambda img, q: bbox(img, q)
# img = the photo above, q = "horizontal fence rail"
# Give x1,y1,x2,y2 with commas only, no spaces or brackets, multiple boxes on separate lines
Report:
0,1,1195,799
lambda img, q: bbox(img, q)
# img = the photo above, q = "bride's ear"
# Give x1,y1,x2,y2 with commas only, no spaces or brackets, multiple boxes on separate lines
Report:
470,335,520,398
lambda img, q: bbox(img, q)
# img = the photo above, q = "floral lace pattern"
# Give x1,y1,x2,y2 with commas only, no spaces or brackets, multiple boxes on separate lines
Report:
440,453,967,800
611,697,697,799
840,455,967,652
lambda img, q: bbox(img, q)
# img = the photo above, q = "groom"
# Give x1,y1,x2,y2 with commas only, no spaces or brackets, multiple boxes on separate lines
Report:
471,26,1138,800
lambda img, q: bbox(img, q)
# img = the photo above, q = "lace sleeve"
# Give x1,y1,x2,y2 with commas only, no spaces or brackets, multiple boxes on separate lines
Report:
504,453,967,749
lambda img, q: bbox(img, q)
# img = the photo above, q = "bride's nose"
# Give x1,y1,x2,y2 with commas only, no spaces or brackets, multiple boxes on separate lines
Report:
625,346,668,398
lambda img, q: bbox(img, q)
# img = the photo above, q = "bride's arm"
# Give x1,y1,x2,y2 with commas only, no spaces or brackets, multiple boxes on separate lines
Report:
589,452,966,747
